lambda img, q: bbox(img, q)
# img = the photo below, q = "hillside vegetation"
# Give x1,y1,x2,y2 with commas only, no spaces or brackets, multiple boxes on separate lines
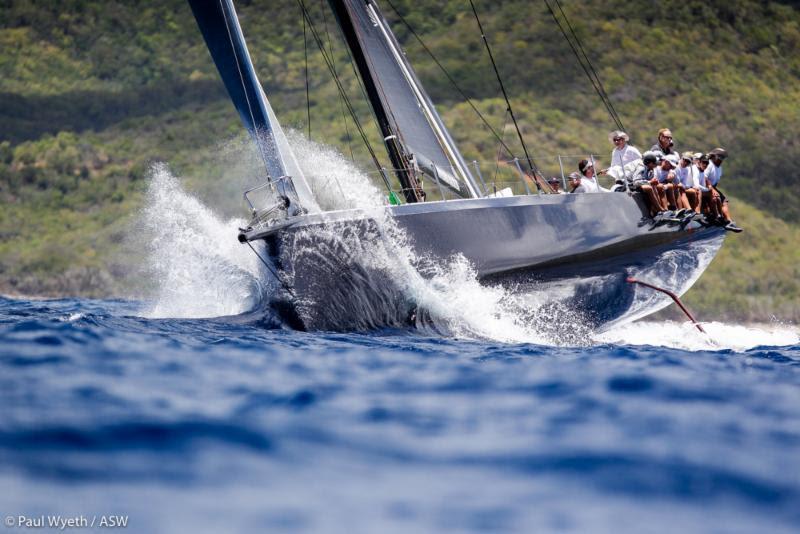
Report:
1,0,798,321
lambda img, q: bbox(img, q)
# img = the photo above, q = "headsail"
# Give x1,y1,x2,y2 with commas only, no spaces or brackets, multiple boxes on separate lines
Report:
329,0,482,200
188,0,319,212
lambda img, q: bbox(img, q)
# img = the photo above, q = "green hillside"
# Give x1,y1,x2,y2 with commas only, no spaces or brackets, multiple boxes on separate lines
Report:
1,0,798,321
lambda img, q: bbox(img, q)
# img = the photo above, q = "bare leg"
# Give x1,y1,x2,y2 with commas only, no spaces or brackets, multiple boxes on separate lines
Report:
686,189,700,212
676,185,690,210
721,200,732,221
655,184,669,211
702,191,714,216
665,184,677,210
639,184,660,217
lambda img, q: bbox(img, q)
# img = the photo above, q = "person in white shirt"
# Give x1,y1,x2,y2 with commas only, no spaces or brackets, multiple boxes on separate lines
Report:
653,153,681,211
697,154,716,216
573,159,608,193
603,130,642,184
675,151,701,212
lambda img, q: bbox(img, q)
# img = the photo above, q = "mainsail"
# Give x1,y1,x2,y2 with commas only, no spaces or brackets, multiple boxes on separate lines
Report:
188,0,319,212
329,0,481,201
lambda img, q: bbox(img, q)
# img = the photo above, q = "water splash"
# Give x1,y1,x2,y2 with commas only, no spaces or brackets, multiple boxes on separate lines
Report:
597,320,799,351
137,164,266,318
281,135,562,343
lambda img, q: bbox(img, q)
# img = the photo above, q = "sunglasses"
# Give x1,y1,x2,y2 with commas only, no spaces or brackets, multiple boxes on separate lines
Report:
613,137,623,141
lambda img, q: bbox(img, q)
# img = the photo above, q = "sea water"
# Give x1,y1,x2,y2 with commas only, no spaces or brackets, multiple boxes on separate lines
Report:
1,152,799,533
1,297,798,533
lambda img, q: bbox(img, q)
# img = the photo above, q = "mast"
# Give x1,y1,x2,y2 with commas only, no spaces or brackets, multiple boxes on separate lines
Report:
329,0,422,203
328,0,482,201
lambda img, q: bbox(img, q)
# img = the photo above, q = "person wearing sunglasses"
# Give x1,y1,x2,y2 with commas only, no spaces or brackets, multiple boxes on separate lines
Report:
650,128,679,156
603,130,642,185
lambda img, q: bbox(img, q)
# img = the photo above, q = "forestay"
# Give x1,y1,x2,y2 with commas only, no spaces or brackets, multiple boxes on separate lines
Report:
188,0,319,212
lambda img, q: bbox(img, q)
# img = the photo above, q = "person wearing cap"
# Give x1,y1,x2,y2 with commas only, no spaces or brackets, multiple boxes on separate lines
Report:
628,153,664,217
696,154,715,216
568,171,583,193
547,176,566,194
650,128,679,156
608,131,642,168
705,148,742,232
653,153,682,212
676,151,703,213
603,130,643,185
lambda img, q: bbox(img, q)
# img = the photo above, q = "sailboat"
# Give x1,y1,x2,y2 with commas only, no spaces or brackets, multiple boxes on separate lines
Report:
187,0,726,332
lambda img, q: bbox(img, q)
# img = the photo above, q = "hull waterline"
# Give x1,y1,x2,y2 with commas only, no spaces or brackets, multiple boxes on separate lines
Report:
242,192,726,332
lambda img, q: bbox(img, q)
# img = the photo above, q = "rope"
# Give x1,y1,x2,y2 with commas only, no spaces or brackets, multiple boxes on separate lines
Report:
303,13,311,139
383,0,517,161
296,0,392,192
543,0,625,132
493,108,510,184
319,0,356,163
245,241,296,297
552,0,625,131
468,0,542,189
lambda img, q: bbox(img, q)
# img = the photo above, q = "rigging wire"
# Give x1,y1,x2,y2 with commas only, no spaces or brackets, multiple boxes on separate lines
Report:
552,0,624,130
303,13,311,139
218,0,273,182
296,0,393,192
467,0,543,190
382,0,517,161
493,107,510,185
318,0,356,163
245,241,296,297
543,0,625,132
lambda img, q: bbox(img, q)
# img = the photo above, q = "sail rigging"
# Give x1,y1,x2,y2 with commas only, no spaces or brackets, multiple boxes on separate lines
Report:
328,0,482,201
188,0,319,212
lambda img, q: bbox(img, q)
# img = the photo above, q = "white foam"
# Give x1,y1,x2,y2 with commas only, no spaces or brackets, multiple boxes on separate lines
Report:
286,135,554,343
137,164,265,319
596,320,799,351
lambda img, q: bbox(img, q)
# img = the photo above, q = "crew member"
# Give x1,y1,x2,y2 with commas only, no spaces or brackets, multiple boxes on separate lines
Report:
629,153,663,217
653,154,681,212
548,176,566,194
574,159,608,193
676,151,702,213
650,128,679,156
706,148,742,232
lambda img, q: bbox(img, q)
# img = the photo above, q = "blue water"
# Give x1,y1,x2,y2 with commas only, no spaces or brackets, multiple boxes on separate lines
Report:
1,296,799,533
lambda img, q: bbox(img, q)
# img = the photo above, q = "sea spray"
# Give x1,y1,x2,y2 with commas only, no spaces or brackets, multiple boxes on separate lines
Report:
132,134,586,342
138,163,267,318
285,134,563,343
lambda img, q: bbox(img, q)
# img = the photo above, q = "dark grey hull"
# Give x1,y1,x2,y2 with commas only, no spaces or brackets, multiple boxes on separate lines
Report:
243,192,726,332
